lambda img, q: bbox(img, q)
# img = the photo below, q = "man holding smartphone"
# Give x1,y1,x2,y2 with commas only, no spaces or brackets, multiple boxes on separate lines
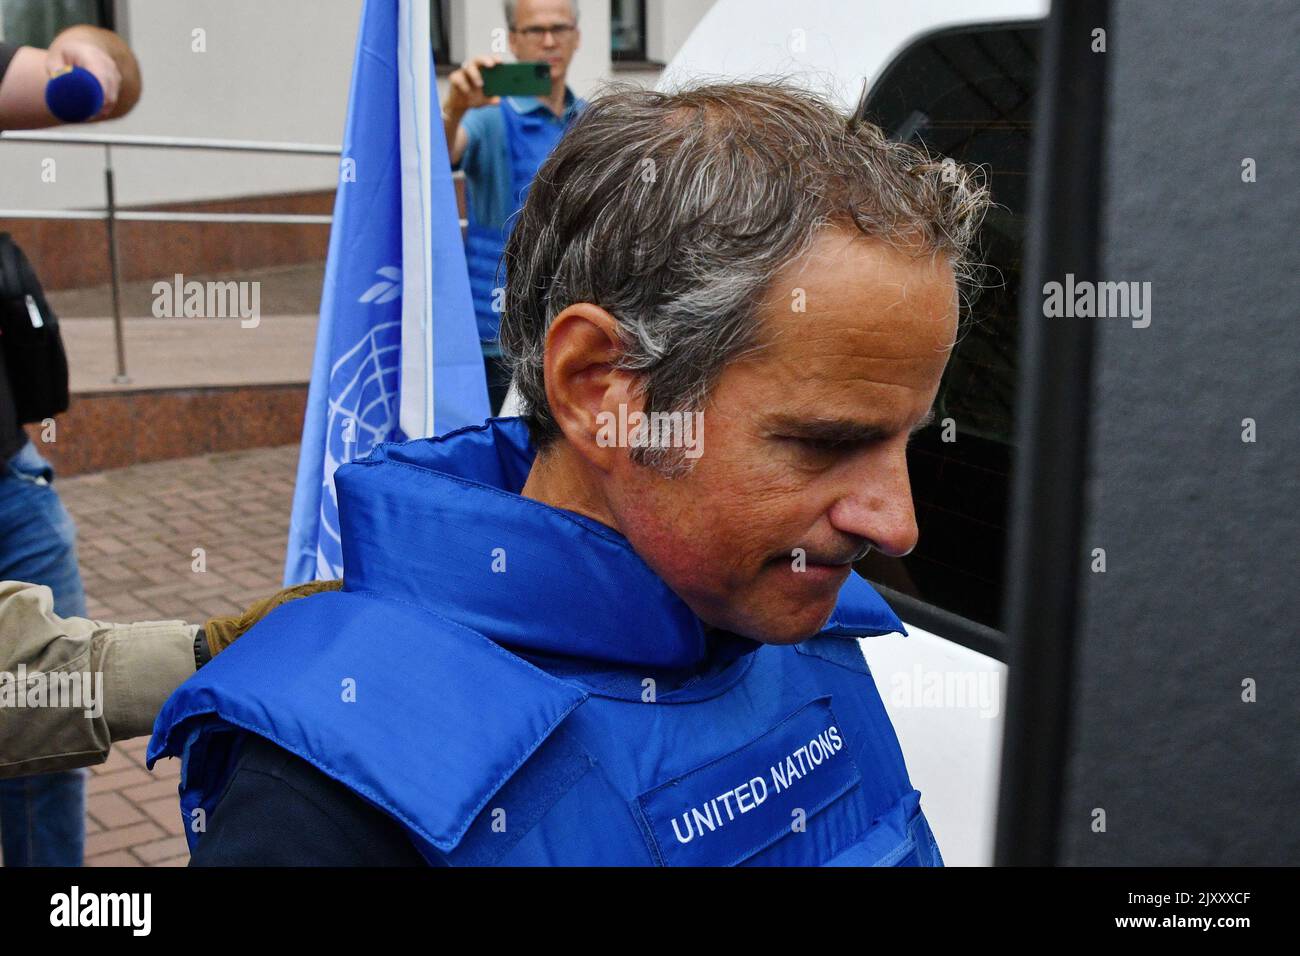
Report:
441,0,586,412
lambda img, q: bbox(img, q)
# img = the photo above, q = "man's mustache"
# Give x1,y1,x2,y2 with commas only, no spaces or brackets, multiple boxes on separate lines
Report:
778,541,874,565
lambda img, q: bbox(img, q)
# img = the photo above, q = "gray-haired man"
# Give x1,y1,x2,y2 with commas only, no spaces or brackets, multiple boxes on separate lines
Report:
154,79,989,867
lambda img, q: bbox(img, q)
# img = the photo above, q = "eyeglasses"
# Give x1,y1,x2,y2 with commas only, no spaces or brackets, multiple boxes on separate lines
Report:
512,23,577,40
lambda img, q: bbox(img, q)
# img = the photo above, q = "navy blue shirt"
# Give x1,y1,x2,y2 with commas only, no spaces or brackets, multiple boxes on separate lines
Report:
189,733,427,866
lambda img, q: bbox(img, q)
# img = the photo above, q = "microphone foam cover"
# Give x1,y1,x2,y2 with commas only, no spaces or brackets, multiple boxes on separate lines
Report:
46,66,105,123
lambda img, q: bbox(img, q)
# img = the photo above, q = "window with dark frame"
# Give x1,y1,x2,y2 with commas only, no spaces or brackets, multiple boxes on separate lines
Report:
853,22,1042,645
430,0,452,67
0,0,114,46
611,0,647,62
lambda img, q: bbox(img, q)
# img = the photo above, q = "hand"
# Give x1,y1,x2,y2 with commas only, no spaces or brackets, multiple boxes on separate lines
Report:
203,579,343,656
46,30,122,119
445,54,504,115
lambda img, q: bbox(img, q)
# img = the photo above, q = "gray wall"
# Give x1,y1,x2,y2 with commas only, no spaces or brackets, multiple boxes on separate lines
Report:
1061,0,1299,864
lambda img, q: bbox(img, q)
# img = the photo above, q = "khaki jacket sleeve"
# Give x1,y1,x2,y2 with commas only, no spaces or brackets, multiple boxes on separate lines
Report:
0,581,198,779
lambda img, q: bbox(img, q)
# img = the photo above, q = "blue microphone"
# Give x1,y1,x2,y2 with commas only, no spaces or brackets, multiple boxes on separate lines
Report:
45,66,105,123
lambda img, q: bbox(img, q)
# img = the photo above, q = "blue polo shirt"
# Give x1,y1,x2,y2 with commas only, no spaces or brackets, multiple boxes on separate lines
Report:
453,87,584,233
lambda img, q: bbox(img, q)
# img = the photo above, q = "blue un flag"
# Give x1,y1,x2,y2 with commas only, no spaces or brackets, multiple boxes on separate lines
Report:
283,0,489,584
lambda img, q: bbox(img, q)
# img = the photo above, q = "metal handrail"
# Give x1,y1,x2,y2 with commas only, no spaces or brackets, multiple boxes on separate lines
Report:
0,209,334,224
0,132,344,383
1,130,471,383
0,130,342,154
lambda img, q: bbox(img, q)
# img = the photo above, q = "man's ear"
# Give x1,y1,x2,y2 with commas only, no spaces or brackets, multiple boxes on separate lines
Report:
542,303,641,473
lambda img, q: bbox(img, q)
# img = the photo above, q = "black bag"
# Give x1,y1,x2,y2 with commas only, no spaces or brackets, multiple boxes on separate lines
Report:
0,232,70,423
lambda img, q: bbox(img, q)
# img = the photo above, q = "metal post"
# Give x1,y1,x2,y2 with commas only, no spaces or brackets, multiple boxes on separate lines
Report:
103,144,130,384
993,0,1109,866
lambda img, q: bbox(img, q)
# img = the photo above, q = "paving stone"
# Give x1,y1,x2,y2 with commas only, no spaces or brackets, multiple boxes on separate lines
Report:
132,835,191,864
118,737,150,757
86,766,154,795
85,821,164,857
120,778,180,805
86,849,143,867
139,797,187,836
151,757,182,781
58,444,298,866
87,791,147,829
90,747,138,775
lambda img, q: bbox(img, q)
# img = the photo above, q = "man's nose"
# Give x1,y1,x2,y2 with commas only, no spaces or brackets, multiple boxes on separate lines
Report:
827,450,920,558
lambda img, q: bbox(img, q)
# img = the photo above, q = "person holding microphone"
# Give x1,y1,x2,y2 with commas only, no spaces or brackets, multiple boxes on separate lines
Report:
0,23,141,128
442,0,586,412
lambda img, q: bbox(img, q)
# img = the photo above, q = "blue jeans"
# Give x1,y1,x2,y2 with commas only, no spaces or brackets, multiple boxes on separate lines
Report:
0,440,88,866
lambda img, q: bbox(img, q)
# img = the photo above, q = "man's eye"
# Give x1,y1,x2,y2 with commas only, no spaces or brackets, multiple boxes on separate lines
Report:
781,435,853,454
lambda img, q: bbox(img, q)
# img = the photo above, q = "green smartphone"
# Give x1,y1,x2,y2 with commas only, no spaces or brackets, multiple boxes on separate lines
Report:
481,61,552,97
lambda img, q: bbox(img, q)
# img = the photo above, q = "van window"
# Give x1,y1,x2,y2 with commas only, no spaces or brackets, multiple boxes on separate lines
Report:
0,0,115,46
854,22,1041,640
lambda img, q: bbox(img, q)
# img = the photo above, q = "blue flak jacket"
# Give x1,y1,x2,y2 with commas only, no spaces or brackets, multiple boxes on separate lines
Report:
149,417,945,866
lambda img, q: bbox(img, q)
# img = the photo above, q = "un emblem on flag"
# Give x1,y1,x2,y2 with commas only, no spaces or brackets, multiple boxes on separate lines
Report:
316,268,405,577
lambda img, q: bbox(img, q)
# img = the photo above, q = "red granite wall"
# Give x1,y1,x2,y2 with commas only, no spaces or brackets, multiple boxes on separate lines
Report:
24,384,308,476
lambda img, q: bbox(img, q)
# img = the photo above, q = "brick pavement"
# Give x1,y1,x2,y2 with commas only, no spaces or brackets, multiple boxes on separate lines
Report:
53,444,300,866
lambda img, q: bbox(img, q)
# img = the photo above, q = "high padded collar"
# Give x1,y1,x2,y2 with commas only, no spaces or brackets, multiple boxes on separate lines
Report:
335,417,905,670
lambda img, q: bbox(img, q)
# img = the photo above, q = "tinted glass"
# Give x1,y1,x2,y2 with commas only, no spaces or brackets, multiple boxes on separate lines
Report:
854,23,1040,630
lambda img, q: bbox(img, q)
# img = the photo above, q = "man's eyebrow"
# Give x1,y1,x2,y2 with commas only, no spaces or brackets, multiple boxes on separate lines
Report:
764,409,936,443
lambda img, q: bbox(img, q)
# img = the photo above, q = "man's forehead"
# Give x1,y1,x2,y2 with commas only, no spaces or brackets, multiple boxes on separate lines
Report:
718,231,957,427
515,0,576,24
750,245,958,370
754,230,956,339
